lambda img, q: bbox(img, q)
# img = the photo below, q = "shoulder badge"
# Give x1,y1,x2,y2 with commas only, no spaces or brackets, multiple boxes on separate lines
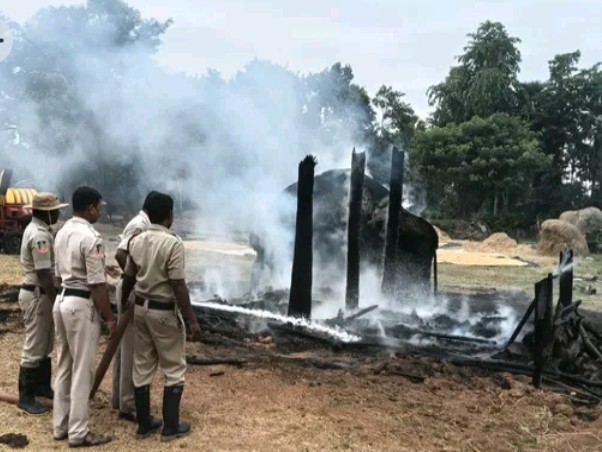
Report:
35,240,49,254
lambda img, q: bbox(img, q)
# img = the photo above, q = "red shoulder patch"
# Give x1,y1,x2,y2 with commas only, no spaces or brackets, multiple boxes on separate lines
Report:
35,240,49,254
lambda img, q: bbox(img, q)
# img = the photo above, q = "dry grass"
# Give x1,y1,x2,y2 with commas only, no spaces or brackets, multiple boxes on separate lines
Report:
0,255,22,286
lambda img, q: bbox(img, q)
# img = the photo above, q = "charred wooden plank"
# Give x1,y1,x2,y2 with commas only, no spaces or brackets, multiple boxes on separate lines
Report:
559,247,574,307
345,149,365,310
532,274,554,388
503,298,535,351
381,147,404,296
288,155,317,318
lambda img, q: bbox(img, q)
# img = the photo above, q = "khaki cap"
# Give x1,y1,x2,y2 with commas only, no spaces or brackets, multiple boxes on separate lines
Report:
25,192,69,211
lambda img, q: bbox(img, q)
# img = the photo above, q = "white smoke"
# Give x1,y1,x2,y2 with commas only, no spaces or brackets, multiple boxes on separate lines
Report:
0,3,374,297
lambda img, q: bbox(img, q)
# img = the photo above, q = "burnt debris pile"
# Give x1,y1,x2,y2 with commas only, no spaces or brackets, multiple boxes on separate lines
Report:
189,149,602,402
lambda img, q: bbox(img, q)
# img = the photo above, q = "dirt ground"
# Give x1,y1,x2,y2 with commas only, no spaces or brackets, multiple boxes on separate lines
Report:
1,305,602,452
2,222,602,451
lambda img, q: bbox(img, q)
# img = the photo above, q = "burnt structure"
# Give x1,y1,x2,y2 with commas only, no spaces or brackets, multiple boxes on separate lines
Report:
280,170,437,298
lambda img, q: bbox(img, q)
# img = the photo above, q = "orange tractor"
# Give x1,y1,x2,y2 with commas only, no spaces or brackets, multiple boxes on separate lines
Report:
0,169,36,255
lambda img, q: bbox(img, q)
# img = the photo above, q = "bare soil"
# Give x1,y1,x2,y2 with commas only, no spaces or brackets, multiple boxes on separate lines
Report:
1,300,602,452
2,221,602,451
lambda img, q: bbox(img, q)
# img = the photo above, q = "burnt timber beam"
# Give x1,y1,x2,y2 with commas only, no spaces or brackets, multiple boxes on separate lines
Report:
381,147,404,296
345,149,366,310
288,155,317,318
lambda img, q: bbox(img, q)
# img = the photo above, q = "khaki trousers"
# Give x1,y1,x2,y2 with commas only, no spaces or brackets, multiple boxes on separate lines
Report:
133,303,187,387
52,294,101,443
111,280,135,413
18,289,54,367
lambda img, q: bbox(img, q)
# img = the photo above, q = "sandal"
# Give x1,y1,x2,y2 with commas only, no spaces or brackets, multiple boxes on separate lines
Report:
68,432,112,448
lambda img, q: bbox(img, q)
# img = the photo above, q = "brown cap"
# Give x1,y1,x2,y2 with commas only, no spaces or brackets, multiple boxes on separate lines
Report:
25,192,69,211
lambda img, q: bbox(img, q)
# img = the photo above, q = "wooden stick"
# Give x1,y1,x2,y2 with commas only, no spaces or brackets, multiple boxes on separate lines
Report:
186,356,247,367
89,301,134,400
503,298,536,351
0,392,52,408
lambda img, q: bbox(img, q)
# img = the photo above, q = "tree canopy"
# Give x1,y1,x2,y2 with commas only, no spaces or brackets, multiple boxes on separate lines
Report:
1,7,601,231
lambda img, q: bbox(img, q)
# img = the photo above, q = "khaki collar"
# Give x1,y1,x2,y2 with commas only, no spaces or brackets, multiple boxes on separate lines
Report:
148,224,170,234
71,216,92,226
139,210,150,224
31,216,51,231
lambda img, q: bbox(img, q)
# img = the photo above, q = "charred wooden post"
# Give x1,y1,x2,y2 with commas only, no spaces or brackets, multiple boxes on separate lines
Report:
345,149,366,310
559,247,573,307
381,147,404,296
504,298,536,351
288,155,317,318
533,274,554,388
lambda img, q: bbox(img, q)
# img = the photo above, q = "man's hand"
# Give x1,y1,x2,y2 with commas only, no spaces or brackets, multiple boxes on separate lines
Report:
106,319,117,338
187,320,201,342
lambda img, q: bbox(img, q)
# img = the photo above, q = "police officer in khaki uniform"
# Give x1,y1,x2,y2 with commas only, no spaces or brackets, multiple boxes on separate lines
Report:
53,186,116,448
122,192,201,441
111,192,156,421
17,192,68,415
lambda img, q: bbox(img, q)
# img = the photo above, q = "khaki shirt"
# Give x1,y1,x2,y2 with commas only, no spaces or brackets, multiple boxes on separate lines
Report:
117,210,150,252
54,217,106,290
125,224,186,302
20,217,55,285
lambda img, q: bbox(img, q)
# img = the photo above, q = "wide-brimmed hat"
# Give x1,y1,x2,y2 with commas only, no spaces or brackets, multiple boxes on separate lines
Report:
25,192,69,211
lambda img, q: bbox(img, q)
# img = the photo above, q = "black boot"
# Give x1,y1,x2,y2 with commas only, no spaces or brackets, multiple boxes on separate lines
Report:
134,385,162,438
17,366,48,415
161,385,190,441
36,357,54,399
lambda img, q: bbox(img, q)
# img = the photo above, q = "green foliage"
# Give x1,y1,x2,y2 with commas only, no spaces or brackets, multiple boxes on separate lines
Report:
424,19,602,228
524,52,602,215
368,85,418,183
428,21,522,126
3,9,602,231
411,114,550,218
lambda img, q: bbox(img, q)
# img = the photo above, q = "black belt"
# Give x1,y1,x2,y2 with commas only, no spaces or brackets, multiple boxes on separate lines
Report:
135,299,176,311
62,288,91,299
22,285,46,295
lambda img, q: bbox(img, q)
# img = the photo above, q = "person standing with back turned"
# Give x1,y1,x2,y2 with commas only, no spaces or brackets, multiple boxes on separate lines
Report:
112,191,157,422
121,192,201,441
17,192,68,415
53,186,116,448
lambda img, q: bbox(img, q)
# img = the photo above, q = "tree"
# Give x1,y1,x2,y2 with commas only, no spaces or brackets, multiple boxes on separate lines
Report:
525,52,602,215
368,85,418,182
304,63,376,147
428,21,522,126
411,114,549,221
0,0,172,202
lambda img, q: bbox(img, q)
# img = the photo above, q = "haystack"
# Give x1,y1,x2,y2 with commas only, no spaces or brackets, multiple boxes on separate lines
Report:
560,206,602,235
537,219,589,256
481,232,518,252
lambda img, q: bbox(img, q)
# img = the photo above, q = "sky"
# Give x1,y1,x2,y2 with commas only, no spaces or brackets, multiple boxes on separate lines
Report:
2,0,601,118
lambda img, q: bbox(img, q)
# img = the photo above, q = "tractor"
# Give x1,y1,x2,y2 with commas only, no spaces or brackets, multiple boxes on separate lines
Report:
0,169,36,255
